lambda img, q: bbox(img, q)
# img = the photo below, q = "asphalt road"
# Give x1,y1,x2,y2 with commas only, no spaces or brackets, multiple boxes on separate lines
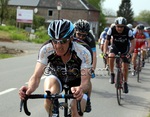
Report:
0,44,150,117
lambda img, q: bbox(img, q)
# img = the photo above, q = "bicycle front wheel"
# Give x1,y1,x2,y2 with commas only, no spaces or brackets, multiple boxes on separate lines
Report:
136,56,141,82
116,69,122,105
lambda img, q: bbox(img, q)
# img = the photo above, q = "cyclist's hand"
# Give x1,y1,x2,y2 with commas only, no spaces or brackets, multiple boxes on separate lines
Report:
126,53,132,59
103,53,108,59
19,86,28,100
71,86,83,100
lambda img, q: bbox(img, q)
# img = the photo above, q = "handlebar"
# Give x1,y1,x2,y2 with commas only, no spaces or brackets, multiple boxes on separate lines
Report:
20,91,83,116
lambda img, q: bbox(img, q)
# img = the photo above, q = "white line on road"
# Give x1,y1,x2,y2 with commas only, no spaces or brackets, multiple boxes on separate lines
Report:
0,88,17,95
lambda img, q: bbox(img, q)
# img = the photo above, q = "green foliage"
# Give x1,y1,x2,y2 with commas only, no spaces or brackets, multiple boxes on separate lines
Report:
117,0,134,24
87,0,107,33
0,0,9,24
32,26,50,43
33,15,45,30
134,10,150,25
0,54,14,59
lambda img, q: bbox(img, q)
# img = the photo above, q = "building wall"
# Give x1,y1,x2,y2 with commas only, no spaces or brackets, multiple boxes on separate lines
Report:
37,8,99,38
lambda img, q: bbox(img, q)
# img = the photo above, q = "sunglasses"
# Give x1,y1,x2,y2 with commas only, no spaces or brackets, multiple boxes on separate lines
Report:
76,33,87,38
52,39,69,44
116,25,124,28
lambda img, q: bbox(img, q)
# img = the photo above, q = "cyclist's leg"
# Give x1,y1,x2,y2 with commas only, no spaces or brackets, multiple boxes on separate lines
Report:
131,48,138,75
108,45,117,84
122,62,128,82
85,81,92,112
141,44,147,67
44,75,62,116
122,57,130,93
71,94,87,117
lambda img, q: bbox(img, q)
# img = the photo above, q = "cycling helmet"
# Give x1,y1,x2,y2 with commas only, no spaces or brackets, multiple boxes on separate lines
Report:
104,27,109,32
137,24,144,30
110,23,115,28
74,19,90,33
145,27,150,31
115,17,127,25
48,19,74,40
127,24,133,29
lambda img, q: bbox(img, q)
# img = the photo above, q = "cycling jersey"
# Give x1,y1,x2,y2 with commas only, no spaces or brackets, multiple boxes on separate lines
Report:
100,31,107,45
82,32,96,52
107,26,134,54
37,40,92,87
133,30,149,53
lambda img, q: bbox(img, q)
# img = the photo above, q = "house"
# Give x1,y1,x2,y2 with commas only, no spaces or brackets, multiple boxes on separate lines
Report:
8,0,100,38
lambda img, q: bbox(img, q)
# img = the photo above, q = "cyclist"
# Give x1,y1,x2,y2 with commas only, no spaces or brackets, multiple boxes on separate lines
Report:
74,19,97,113
104,17,135,93
19,19,92,117
98,27,109,68
145,27,150,47
127,24,133,31
127,23,134,70
131,24,150,75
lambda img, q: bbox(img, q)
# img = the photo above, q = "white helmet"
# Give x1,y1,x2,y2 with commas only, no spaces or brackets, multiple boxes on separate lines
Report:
127,24,133,29
115,17,127,25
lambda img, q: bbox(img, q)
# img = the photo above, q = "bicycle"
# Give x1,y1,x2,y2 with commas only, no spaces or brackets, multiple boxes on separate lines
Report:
109,52,125,105
20,84,83,117
135,48,142,82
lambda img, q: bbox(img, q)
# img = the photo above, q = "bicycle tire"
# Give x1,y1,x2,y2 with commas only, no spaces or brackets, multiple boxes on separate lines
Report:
137,56,140,82
116,69,122,105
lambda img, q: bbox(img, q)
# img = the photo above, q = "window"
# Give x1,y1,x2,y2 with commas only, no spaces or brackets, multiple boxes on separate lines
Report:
48,10,53,16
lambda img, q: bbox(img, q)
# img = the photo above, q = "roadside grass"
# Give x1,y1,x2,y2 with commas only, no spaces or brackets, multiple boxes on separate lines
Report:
147,114,150,117
0,25,49,59
0,25,49,43
0,54,14,59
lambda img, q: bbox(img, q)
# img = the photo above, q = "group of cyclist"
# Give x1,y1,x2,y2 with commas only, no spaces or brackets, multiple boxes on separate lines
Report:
18,16,150,117
99,17,150,94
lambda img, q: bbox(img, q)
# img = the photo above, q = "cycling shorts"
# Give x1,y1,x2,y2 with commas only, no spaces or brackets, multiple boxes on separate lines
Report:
134,41,146,53
45,75,81,93
109,45,130,63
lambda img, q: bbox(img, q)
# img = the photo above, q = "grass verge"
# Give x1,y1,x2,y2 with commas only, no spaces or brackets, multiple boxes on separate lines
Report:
0,54,14,59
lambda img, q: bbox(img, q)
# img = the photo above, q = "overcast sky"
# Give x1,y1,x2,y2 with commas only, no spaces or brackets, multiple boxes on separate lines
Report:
103,0,150,16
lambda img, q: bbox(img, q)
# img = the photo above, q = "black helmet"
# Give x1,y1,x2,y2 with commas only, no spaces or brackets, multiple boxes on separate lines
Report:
137,24,144,30
115,17,127,25
48,19,74,40
74,19,90,33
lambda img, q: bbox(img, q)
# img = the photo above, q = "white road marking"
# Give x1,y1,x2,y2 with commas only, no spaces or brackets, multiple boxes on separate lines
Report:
0,88,17,95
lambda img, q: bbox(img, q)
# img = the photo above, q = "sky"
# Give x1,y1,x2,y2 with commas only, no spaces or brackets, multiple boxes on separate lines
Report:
103,0,150,16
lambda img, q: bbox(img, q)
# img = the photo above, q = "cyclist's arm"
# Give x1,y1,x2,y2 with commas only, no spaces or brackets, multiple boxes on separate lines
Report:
129,39,135,53
104,37,110,54
128,30,135,53
80,68,91,93
92,51,97,70
27,62,46,95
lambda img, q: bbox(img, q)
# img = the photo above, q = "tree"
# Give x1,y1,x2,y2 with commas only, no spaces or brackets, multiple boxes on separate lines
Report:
135,10,150,25
87,0,107,33
117,0,134,24
0,0,9,24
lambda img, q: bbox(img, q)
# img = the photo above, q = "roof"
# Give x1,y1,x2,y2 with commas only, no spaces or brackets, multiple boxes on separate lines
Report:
8,0,40,6
8,0,99,11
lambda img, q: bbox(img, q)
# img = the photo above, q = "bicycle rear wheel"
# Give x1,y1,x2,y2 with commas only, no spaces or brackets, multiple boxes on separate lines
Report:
116,69,122,105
